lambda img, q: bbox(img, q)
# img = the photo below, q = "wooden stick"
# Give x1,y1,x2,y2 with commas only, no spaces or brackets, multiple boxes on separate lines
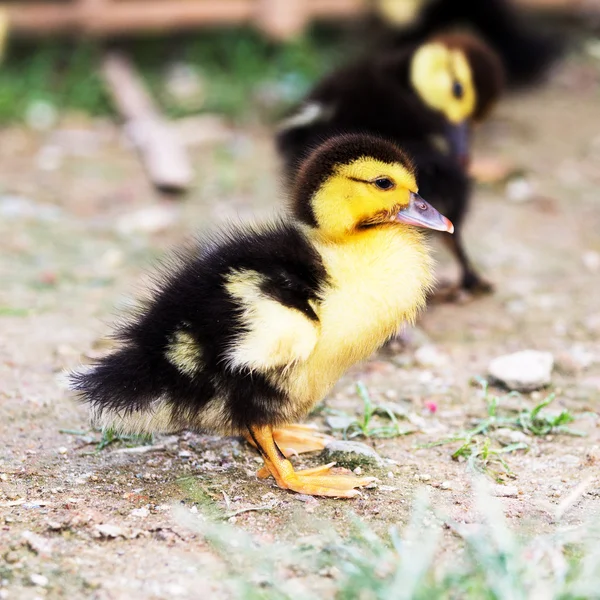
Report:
0,0,366,37
101,51,193,193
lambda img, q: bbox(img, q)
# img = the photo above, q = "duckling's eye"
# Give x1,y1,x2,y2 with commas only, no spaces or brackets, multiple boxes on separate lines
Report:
373,178,395,191
452,81,464,99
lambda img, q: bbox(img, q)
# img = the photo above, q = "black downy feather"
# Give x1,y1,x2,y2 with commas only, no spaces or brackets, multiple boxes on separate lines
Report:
70,222,328,434
374,0,564,88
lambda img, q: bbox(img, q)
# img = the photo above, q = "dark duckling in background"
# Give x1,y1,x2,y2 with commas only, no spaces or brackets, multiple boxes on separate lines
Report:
277,34,503,295
374,0,564,89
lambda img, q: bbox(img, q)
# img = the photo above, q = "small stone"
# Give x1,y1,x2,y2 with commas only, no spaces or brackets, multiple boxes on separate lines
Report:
58,447,67,455
419,474,432,482
29,574,49,587
506,177,533,203
491,484,519,498
387,471,394,479
178,451,192,459
130,507,149,518
582,251,600,273
324,415,356,431
22,531,53,557
414,345,448,368
440,481,452,490
4,550,20,564
116,205,180,235
322,440,384,469
488,350,553,392
94,524,125,538
353,467,363,475
0,473,7,481
494,428,529,446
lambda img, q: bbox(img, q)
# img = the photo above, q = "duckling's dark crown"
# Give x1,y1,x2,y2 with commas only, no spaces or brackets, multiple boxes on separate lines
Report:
291,134,415,227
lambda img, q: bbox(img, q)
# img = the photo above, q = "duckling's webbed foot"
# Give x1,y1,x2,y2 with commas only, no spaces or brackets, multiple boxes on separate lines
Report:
461,270,494,295
273,423,333,456
442,230,493,297
246,425,374,498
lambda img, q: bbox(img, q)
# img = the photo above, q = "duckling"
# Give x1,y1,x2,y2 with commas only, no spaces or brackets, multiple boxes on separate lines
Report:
70,133,453,498
374,0,564,89
277,34,502,294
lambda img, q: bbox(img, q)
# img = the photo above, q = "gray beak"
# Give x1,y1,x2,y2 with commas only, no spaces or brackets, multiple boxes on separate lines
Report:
395,192,454,233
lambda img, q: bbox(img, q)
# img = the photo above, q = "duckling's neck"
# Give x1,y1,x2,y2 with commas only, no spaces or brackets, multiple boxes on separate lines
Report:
306,224,425,249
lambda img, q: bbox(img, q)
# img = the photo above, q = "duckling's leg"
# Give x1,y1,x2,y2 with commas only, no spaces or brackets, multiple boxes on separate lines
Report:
247,423,333,478
442,233,493,295
246,425,375,498
252,424,333,479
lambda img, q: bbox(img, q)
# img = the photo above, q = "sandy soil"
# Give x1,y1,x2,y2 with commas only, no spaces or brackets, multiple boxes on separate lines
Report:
1,54,599,599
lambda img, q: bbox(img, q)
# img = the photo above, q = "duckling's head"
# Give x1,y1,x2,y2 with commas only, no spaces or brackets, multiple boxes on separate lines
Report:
291,134,453,240
409,34,504,159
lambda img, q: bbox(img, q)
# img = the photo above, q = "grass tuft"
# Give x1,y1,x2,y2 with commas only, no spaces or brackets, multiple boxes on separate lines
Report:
176,483,600,599
327,382,414,440
422,379,584,481
95,428,153,451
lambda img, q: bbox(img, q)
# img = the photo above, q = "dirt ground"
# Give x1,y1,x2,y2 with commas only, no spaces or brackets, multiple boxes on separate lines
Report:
1,52,600,599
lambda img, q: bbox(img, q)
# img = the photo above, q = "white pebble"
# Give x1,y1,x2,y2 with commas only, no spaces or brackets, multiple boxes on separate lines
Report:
353,467,363,475
29,574,49,587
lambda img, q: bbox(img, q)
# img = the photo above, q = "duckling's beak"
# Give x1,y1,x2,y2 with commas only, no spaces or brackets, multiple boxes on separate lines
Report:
395,192,454,233
446,121,470,167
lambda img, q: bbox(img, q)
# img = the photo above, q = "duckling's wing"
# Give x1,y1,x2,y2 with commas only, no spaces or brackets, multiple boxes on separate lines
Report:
223,267,320,373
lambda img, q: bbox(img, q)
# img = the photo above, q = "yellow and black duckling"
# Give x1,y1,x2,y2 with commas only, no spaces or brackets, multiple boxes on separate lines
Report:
277,33,502,294
70,134,453,498
374,0,564,89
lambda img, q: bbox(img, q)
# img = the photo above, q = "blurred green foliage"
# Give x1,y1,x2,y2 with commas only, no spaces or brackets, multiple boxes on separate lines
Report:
0,26,351,125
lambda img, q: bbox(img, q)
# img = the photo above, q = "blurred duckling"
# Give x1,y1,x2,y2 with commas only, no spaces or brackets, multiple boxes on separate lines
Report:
277,34,502,295
375,0,564,89
71,134,453,498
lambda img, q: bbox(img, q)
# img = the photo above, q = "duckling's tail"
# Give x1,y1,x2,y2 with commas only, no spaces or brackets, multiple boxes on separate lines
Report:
382,0,565,88
69,346,169,434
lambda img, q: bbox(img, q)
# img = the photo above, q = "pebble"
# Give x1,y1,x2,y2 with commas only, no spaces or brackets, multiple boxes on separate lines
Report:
506,177,533,203
582,251,600,272
22,531,53,557
116,205,180,235
322,440,384,468
491,484,519,498
353,467,363,475
4,551,20,564
58,447,67,455
440,481,452,490
130,507,149,518
494,428,529,445
94,524,125,538
29,574,49,587
488,350,553,392
414,345,448,368
324,415,356,431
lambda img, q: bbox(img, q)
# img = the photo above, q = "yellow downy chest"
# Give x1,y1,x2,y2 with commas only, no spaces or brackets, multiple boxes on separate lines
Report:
286,227,434,409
